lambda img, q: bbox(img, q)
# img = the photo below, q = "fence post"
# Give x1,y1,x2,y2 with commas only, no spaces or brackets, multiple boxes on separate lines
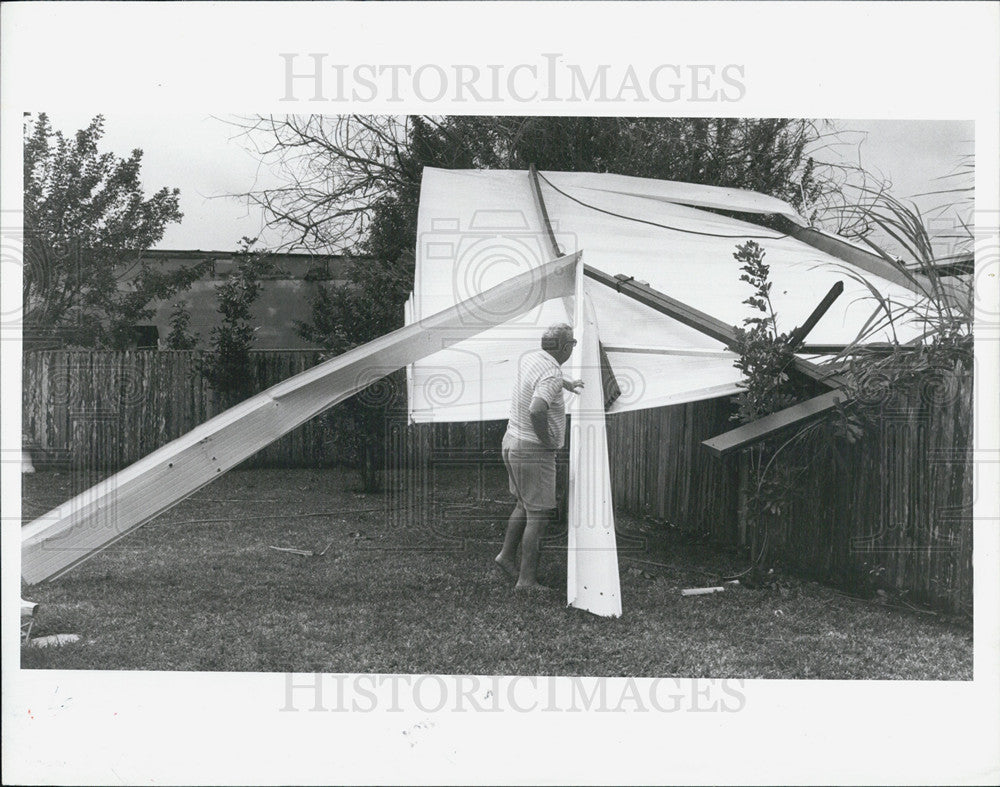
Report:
737,449,749,548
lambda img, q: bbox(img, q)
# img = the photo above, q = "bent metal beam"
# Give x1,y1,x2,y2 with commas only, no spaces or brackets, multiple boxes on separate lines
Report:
579,268,854,457
582,266,848,390
701,389,848,457
529,164,622,411
22,253,580,585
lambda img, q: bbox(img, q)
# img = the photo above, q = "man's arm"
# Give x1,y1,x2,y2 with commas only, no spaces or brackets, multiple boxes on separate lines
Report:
562,378,584,393
529,397,552,446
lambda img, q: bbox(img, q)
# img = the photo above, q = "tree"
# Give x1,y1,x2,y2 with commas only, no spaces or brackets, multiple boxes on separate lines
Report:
200,238,275,408
234,115,835,489
727,241,809,580
730,241,801,424
23,113,208,348
164,301,199,350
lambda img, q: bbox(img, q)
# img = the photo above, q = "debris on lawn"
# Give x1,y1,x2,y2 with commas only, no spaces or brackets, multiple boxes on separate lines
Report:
269,521,378,559
681,586,725,596
269,546,314,557
681,580,740,597
268,536,337,558
621,555,715,576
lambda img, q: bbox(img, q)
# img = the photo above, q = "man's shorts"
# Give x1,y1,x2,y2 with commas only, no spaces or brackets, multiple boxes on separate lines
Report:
501,431,557,512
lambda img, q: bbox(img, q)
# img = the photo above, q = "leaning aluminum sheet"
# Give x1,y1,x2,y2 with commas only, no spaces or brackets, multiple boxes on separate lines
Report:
566,255,622,618
21,253,579,584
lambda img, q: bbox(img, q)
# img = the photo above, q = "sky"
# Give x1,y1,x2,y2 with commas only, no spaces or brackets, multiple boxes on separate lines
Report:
32,114,974,256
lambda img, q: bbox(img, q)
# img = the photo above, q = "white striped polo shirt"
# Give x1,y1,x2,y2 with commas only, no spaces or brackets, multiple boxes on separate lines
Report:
506,349,566,448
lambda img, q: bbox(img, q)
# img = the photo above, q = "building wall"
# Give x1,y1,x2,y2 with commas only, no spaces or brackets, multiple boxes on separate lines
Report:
139,250,353,350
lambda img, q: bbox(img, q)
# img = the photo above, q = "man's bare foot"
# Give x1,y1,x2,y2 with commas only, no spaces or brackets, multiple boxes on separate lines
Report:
494,554,518,580
514,581,556,592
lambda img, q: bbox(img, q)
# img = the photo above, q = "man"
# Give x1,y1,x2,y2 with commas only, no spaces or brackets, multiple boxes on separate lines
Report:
495,323,584,590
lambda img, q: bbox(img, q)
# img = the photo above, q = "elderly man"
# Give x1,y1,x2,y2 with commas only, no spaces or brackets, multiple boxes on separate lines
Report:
495,323,583,590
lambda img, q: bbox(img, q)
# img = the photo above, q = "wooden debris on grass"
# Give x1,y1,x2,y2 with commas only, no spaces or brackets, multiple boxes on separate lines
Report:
268,546,314,557
268,536,337,558
681,580,740,597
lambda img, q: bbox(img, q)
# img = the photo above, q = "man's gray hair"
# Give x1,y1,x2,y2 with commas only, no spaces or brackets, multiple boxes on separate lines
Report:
541,323,574,351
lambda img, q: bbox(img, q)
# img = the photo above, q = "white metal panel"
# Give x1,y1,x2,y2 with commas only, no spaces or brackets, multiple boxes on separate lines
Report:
536,171,927,346
408,168,928,424
537,169,807,224
566,256,622,617
22,253,579,584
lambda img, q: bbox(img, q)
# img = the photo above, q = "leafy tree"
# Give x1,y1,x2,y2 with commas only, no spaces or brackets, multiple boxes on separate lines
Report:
200,238,274,407
164,301,199,350
730,241,800,424
448,116,828,218
23,113,208,348
728,240,810,583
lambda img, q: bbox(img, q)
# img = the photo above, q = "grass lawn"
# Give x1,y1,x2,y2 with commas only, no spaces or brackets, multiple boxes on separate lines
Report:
21,466,972,678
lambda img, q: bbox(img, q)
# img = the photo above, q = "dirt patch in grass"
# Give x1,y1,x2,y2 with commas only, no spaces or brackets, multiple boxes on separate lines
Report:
21,467,972,678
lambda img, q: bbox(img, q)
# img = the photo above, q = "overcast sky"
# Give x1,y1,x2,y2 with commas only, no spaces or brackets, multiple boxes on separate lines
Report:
34,114,974,254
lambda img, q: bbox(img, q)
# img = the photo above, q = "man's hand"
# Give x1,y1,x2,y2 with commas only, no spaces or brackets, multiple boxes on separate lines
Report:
563,378,585,393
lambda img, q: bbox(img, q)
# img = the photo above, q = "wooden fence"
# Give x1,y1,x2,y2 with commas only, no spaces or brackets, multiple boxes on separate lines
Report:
22,350,334,471
605,370,974,614
22,349,973,611
769,370,973,613
606,397,742,543
22,350,509,472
